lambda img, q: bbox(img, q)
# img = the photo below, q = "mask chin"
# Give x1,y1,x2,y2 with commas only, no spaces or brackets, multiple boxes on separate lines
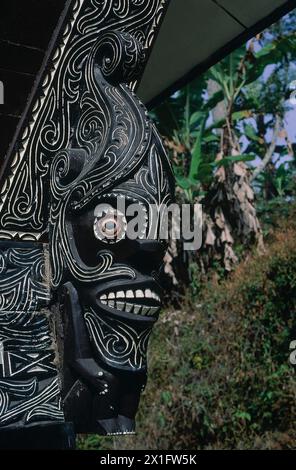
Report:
61,282,146,435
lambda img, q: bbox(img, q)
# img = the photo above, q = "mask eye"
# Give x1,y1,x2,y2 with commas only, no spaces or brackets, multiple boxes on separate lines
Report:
94,204,127,244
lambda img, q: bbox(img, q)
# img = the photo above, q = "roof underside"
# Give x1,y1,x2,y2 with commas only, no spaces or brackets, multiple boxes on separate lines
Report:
0,0,66,162
0,0,295,161
137,0,295,107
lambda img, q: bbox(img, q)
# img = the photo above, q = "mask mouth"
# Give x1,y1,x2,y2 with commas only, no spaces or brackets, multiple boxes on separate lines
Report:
98,287,161,316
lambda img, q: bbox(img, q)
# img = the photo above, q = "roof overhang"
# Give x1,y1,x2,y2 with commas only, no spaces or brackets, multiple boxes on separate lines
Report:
137,0,296,108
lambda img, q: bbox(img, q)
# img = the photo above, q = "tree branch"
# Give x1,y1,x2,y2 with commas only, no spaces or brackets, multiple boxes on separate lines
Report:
250,115,281,182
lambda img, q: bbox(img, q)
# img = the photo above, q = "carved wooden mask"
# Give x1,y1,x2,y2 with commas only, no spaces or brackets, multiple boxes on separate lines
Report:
0,1,172,444
49,31,174,435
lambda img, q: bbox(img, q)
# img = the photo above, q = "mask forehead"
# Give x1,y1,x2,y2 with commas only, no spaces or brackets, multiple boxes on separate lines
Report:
104,141,174,206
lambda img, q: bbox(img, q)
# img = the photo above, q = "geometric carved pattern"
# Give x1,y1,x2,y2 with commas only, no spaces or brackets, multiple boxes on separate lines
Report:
0,243,63,427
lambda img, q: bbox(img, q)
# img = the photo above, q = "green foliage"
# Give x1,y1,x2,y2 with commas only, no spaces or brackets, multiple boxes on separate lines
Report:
152,11,296,209
77,434,114,450
255,160,296,234
152,10,296,282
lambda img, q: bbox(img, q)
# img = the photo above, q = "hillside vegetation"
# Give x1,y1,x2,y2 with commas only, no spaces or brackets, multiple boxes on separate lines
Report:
130,210,296,449
79,208,296,450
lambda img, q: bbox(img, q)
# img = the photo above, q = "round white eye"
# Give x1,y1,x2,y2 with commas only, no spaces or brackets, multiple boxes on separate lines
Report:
94,204,127,244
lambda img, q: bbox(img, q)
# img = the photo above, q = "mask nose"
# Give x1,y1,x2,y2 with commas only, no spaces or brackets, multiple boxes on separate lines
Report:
97,239,167,275
134,239,166,254
127,239,167,276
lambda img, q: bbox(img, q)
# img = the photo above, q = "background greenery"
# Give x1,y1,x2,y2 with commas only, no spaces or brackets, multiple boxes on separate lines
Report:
79,10,296,450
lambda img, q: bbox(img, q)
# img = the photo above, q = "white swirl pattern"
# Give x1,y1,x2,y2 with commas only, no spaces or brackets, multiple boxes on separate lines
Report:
0,0,168,239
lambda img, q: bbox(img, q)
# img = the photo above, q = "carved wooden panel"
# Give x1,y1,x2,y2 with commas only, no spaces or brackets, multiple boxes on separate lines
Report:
0,0,171,443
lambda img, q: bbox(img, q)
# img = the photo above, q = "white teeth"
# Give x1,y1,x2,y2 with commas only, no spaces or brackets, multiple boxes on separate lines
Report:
145,289,152,298
116,291,125,298
125,303,133,313
104,289,160,301
149,307,160,316
116,301,125,311
142,306,151,315
101,288,160,313
102,299,160,315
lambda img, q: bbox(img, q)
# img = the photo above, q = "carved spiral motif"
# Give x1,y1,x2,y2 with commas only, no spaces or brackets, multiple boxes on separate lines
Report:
94,30,146,84
49,27,159,287
0,0,168,235
85,308,153,371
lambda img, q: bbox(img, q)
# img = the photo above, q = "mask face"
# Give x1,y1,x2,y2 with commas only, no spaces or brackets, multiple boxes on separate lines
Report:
49,31,174,435
73,142,173,372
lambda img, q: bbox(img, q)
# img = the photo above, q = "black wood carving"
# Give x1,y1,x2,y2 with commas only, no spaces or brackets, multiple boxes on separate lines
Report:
0,0,170,239
0,0,173,443
0,242,63,426
50,29,174,435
